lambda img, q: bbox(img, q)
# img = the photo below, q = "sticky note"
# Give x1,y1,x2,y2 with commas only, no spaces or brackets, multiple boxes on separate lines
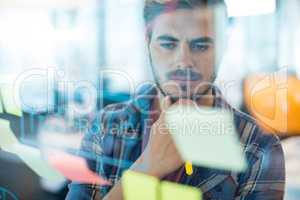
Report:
0,85,22,117
47,150,110,185
165,105,247,172
39,132,83,150
0,102,3,113
122,170,159,200
161,181,202,200
0,119,65,181
122,170,203,200
0,120,18,151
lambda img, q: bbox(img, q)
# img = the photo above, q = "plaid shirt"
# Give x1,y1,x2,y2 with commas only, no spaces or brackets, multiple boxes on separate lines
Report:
66,84,285,200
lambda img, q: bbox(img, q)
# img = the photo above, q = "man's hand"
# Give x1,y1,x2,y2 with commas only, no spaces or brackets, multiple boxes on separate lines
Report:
104,98,194,200
132,96,184,178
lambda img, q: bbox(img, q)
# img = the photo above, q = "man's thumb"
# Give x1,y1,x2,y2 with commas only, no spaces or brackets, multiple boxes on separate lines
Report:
160,96,172,113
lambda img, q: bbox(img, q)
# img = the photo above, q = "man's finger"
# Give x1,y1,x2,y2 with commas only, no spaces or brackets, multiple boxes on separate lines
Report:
160,96,172,113
174,98,196,106
147,0,173,4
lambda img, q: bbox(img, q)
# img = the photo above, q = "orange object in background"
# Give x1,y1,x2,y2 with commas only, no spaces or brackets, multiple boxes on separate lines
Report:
244,73,300,136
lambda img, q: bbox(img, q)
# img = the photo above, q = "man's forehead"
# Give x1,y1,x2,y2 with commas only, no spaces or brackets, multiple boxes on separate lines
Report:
151,8,215,39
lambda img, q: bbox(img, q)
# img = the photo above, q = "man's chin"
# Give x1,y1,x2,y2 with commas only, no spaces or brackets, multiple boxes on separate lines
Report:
161,86,213,102
157,80,213,101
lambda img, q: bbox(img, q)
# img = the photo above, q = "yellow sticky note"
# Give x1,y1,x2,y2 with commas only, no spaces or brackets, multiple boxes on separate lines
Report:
165,105,247,172
161,181,202,200
1,85,22,117
122,171,159,200
0,119,65,182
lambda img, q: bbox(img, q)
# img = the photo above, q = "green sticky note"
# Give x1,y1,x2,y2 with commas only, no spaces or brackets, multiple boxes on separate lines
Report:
165,105,247,172
0,120,18,151
161,181,202,200
122,170,159,200
0,102,3,113
1,85,22,117
0,119,65,182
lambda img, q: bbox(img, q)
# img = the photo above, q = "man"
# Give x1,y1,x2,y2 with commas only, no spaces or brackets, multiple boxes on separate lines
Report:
66,0,285,199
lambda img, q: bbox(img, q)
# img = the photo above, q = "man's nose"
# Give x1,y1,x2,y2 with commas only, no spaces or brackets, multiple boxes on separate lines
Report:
176,43,194,69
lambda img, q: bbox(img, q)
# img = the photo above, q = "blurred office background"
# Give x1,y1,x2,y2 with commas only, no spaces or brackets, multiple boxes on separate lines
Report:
0,0,300,199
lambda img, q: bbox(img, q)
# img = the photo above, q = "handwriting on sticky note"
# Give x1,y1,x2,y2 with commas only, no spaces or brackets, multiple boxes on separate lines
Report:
165,105,247,172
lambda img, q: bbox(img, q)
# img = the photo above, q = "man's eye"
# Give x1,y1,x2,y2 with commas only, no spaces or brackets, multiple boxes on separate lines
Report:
160,43,176,50
190,43,210,52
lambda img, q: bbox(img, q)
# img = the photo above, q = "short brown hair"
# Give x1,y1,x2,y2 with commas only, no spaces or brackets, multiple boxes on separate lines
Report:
143,0,226,38
144,0,225,25
143,0,228,69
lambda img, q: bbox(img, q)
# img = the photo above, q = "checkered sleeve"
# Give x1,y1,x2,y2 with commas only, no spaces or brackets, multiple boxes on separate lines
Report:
66,110,112,200
235,132,285,200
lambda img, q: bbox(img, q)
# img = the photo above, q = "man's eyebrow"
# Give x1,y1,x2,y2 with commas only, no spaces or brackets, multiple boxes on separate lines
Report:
190,37,214,44
157,35,179,42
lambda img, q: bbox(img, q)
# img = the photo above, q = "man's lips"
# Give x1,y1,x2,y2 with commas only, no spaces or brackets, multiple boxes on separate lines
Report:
167,69,203,81
169,76,201,81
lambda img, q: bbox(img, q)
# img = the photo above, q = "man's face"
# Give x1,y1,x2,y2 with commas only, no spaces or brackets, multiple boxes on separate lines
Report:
149,7,216,100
